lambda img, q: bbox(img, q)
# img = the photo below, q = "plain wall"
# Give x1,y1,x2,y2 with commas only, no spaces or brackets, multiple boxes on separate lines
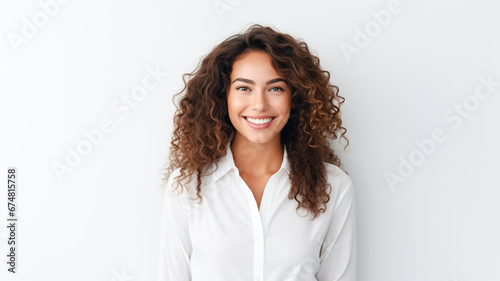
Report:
1,0,499,280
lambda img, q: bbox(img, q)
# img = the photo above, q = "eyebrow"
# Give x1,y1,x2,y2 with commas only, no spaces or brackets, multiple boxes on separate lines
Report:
231,77,288,85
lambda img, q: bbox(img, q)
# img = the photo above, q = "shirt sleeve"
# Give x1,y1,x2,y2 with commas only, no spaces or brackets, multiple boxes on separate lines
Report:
157,171,192,281
316,176,357,281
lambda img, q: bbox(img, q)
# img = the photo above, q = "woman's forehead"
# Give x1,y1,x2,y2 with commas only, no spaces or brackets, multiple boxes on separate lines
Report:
230,51,285,82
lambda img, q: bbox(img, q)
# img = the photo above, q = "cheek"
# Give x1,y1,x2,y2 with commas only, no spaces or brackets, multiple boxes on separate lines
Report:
226,97,239,126
227,94,247,114
272,95,292,113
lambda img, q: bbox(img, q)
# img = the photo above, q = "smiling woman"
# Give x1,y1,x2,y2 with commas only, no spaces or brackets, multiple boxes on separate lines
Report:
158,24,356,281
228,51,292,151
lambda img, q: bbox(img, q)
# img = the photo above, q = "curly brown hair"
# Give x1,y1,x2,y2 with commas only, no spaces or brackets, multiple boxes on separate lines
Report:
163,24,349,219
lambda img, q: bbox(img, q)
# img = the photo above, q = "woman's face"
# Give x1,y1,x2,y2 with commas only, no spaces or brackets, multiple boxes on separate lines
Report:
227,50,292,146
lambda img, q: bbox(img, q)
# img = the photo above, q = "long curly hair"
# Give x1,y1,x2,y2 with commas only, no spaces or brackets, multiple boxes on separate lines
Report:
163,24,348,219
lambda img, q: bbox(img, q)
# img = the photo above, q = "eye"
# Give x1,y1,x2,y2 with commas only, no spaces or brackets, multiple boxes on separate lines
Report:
270,87,284,92
236,86,250,91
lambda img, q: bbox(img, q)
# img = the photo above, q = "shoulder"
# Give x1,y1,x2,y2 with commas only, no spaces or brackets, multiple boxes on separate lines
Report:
324,162,352,188
161,168,201,216
163,168,199,198
323,162,354,205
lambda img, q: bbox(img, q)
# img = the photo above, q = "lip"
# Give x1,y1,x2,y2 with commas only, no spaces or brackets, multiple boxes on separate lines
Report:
243,116,276,129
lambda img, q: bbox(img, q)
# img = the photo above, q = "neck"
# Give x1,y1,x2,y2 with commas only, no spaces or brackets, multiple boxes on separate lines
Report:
230,135,284,177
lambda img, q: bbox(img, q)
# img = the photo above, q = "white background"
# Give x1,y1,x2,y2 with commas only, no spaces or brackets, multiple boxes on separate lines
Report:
1,0,499,280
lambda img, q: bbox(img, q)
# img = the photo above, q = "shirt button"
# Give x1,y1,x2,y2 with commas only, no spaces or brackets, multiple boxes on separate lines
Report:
264,206,270,211
256,276,262,281
256,239,262,246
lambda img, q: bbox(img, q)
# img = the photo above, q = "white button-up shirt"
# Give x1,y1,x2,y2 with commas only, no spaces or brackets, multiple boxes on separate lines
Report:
157,145,356,281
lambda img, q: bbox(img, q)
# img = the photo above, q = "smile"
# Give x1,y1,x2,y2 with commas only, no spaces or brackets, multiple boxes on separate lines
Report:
245,117,274,124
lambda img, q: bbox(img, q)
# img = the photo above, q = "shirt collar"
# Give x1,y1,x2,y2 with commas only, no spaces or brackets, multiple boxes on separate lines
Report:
211,142,291,183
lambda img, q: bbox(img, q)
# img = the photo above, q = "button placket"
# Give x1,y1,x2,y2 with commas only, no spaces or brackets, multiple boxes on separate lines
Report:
259,171,281,236
235,173,265,281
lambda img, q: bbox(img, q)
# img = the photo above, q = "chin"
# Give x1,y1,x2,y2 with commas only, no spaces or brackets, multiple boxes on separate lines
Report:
245,134,280,145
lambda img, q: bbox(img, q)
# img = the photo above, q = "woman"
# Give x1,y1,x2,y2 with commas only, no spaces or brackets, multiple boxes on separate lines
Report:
158,24,356,281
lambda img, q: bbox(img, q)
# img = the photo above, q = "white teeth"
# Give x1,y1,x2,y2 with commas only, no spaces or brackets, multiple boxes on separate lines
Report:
246,117,273,125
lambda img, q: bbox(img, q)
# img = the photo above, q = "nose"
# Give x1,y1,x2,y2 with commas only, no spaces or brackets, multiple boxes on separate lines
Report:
250,89,269,111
